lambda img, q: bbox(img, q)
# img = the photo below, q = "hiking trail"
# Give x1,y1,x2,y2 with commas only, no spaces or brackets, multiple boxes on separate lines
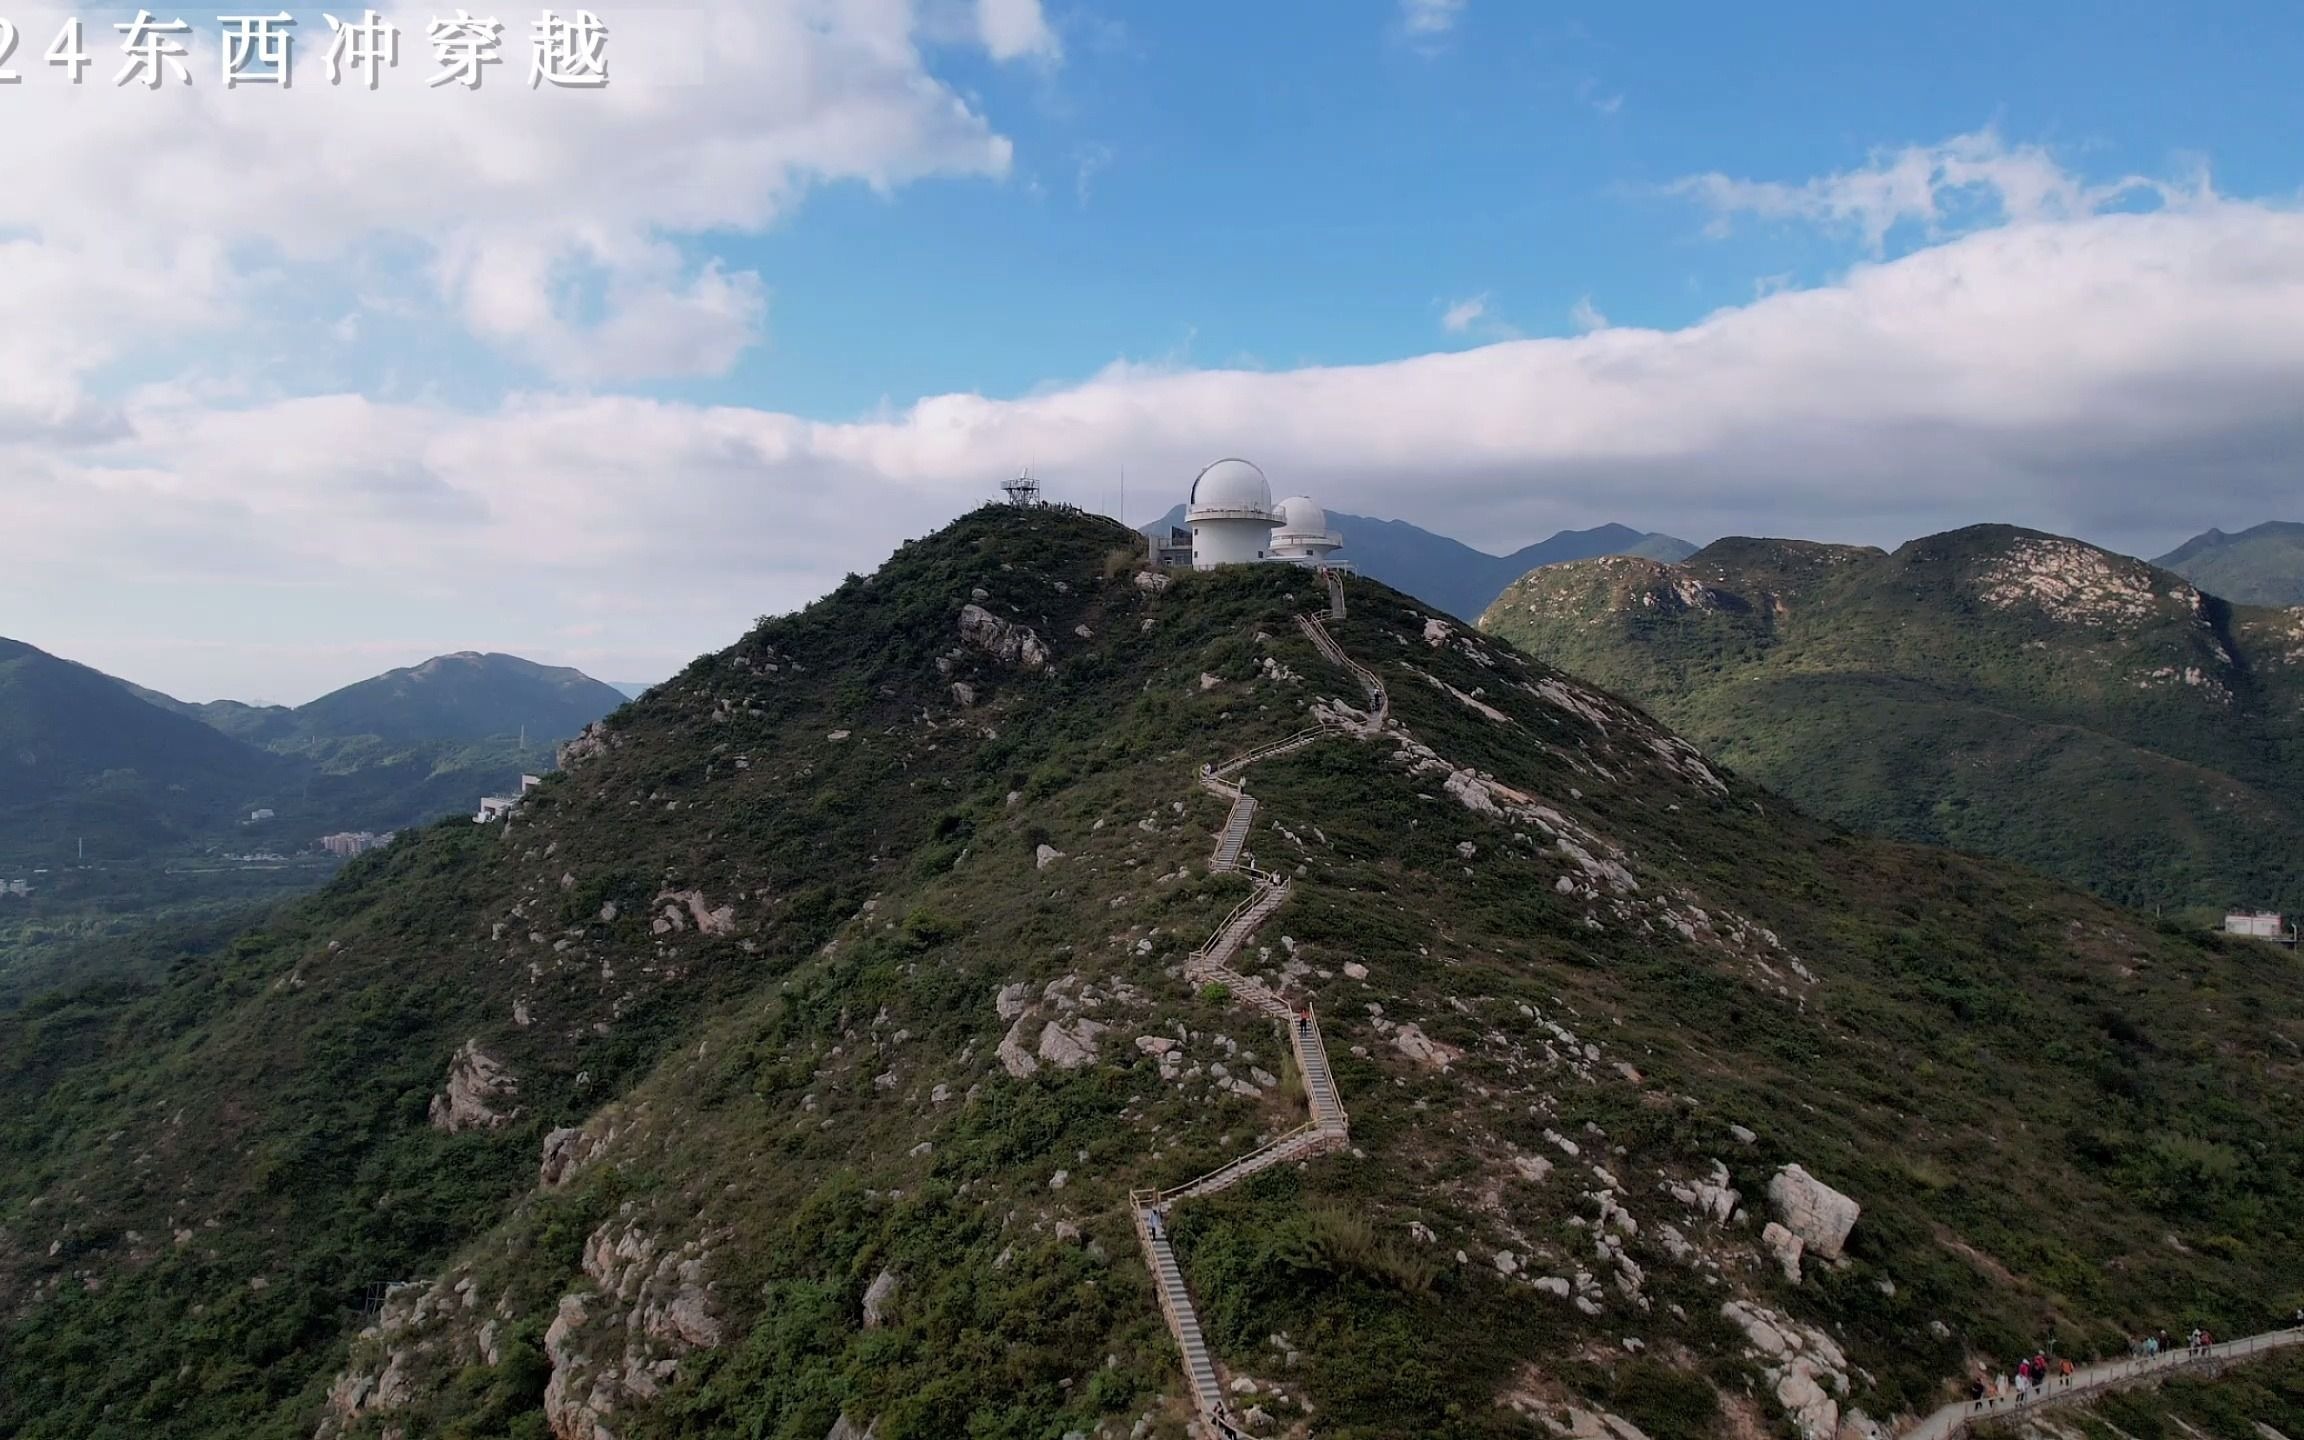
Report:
1129,572,1379,1439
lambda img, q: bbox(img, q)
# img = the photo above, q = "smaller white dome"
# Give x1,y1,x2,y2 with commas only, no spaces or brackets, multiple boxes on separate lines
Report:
1273,496,1326,537
1187,458,1275,518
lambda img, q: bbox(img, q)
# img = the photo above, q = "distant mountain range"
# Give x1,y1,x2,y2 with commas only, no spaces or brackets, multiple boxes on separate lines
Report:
1483,524,2304,915
1141,505,1694,621
2154,521,2304,607
1,640,629,867
0,638,293,860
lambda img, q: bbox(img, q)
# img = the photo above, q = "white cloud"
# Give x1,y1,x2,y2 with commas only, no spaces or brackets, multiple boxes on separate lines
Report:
1400,0,1465,37
1074,142,1115,206
0,0,1039,407
977,0,1062,61
1441,294,1489,333
1666,127,2195,252
1569,296,1608,332
15,136,2304,699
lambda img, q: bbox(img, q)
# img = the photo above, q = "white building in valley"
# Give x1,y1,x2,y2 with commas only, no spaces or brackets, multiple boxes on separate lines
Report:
2223,911,2297,945
1171,458,1347,571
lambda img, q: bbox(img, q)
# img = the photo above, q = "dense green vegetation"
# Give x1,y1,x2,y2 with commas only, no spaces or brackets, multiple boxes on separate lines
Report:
4,508,2302,1440
1482,526,2304,916
2155,521,2304,608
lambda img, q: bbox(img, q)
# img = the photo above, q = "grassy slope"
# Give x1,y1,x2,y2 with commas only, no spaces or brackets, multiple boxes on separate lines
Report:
1481,529,2304,916
3,509,2302,1440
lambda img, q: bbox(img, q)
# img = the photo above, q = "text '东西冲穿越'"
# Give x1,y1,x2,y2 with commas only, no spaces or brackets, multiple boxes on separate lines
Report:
0,8,608,89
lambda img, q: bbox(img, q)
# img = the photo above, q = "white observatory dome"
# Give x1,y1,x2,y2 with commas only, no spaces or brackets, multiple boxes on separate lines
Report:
1268,493,1344,566
1272,495,1326,539
1187,458,1276,520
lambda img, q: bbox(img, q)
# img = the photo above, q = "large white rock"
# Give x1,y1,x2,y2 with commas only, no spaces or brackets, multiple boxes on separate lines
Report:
996,1016,1040,1079
862,1269,899,1328
1037,1018,1107,1070
1767,1165,1860,1258
958,604,1050,670
427,1040,518,1132
1763,1221,1806,1284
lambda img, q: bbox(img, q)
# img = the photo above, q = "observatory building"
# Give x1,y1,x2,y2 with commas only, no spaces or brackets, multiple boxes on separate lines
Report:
1169,458,1347,571
1185,458,1281,567
1268,495,1343,565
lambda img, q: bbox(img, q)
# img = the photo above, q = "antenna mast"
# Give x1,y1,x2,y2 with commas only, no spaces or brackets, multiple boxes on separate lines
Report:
1001,467,1041,508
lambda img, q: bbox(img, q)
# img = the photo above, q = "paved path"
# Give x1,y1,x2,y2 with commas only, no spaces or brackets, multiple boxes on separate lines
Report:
1898,1328,2304,1440
1130,575,1384,1439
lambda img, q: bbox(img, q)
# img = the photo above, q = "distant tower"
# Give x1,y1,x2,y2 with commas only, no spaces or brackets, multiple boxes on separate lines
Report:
1185,458,1280,569
1269,496,1344,566
1002,469,1042,508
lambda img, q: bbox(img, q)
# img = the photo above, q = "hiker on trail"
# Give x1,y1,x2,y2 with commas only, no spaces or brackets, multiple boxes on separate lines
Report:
2059,1357,2075,1388
2015,1363,2032,1401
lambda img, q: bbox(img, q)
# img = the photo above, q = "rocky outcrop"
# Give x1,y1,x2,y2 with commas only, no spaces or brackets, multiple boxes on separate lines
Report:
428,1040,518,1132
541,1214,726,1439
1722,1298,1850,1440
862,1267,899,1328
558,720,622,770
958,604,1050,671
996,1015,1041,1079
1767,1164,1859,1259
541,1128,592,1188
1763,1220,1805,1283
1391,1023,1463,1069
1037,1017,1107,1070
651,889,736,937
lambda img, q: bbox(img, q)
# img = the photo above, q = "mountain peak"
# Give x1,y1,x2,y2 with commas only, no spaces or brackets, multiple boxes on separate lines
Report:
296,650,626,744
2154,519,2304,606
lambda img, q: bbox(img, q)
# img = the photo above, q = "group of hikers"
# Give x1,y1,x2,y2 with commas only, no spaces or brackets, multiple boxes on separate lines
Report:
1970,1352,2076,1405
2133,1328,2219,1359
1957,1310,2304,1415
1966,1323,2273,1410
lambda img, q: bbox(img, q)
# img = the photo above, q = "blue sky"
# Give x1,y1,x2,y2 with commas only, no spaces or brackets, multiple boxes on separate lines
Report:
5,0,2303,700
671,0,2304,419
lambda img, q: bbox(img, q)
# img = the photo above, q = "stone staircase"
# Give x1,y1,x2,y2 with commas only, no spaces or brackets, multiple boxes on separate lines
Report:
1126,600,1399,1437
1130,1198,1247,1438
1210,790,1258,872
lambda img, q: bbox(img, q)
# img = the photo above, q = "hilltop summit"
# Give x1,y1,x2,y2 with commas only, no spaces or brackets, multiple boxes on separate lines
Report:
4,507,2302,1439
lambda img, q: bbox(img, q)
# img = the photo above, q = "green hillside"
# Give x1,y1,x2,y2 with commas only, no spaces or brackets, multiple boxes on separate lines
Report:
5,507,2302,1440
1,644,616,1004
1481,527,2304,916
293,651,630,745
0,638,292,864
2155,522,2304,608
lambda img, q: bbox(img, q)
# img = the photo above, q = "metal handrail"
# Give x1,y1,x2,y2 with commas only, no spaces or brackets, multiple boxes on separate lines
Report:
1898,1328,2304,1440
